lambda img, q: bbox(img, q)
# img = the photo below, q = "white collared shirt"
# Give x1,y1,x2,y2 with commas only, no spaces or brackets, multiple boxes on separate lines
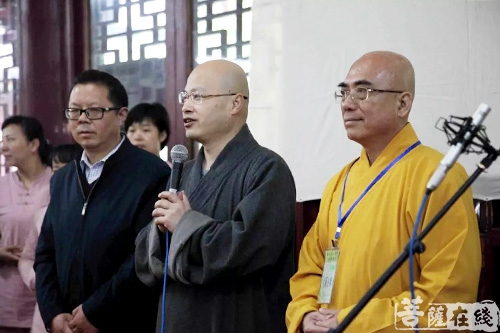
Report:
80,136,125,184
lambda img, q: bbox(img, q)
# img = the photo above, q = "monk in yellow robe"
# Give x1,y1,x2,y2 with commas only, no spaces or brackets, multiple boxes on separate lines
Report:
286,51,481,333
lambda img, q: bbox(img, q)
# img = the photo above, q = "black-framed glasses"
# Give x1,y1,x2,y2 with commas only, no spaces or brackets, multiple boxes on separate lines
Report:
178,91,249,105
335,87,404,103
64,107,121,120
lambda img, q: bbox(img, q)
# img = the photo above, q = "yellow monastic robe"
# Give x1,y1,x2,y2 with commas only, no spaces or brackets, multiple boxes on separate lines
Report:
287,124,481,332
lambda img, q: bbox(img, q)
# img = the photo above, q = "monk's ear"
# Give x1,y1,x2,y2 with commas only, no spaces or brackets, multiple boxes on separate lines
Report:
396,92,412,118
230,93,245,115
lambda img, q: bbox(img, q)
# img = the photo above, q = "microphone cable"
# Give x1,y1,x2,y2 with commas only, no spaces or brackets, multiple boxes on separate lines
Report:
160,144,188,331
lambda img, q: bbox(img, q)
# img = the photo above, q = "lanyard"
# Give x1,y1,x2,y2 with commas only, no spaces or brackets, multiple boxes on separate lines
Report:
336,141,421,239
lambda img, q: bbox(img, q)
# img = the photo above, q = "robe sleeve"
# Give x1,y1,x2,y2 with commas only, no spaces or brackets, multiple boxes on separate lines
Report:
18,226,37,291
135,220,166,288
286,176,338,332
168,155,296,285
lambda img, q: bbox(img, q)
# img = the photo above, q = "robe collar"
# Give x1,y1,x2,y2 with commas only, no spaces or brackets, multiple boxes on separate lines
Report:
183,124,259,208
357,123,419,170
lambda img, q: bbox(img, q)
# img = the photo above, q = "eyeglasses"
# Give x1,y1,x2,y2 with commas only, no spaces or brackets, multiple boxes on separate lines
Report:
335,87,404,103
64,107,121,120
178,91,249,105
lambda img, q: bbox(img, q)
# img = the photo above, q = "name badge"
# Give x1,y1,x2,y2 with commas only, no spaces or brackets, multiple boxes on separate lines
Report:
317,246,340,304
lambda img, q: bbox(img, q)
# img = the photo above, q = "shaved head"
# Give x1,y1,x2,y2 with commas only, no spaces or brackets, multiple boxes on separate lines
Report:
351,51,415,96
182,60,249,149
191,60,249,98
339,51,416,162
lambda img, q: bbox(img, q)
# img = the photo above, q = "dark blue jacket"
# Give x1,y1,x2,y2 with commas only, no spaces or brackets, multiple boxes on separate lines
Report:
35,138,170,332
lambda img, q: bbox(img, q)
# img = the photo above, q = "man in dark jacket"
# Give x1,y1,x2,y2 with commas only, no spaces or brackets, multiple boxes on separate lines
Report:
35,69,170,333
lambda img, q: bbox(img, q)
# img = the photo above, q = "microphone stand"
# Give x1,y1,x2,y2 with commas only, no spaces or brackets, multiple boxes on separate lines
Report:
328,143,500,333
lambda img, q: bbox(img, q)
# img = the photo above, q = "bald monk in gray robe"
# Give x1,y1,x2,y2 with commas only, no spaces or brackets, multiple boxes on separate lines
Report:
135,59,296,333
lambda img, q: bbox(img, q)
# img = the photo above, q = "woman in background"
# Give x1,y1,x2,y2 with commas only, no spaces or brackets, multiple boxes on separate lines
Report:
125,102,171,159
18,143,82,333
0,116,52,333
49,144,83,172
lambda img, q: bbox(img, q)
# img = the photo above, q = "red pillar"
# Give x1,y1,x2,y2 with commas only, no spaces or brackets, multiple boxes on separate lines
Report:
19,0,88,145
165,0,193,157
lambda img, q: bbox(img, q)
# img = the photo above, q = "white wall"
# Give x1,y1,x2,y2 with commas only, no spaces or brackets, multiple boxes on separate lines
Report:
249,0,500,201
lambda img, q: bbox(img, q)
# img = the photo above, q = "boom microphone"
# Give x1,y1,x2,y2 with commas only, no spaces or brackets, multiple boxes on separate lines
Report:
169,144,189,193
426,103,491,191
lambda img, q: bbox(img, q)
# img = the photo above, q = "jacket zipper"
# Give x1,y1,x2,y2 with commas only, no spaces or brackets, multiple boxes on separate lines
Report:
75,160,99,216
75,160,100,302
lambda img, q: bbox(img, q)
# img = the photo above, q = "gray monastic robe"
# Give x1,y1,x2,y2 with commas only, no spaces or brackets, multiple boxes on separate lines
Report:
135,125,296,333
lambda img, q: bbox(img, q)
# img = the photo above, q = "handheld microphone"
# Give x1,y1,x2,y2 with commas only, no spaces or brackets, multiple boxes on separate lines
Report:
169,144,189,193
426,103,491,191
